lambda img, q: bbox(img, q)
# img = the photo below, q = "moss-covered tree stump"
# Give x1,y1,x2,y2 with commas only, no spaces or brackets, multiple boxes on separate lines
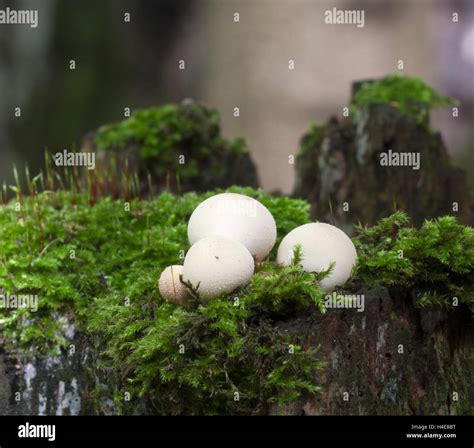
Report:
0,189,472,415
1,286,472,415
294,75,473,229
81,100,259,196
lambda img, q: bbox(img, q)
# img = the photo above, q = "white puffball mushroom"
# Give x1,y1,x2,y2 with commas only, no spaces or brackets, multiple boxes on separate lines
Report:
277,223,357,292
187,193,277,262
158,265,191,306
182,236,254,300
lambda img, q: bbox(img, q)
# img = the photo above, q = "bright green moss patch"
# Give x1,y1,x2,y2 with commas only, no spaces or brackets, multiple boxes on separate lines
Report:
351,74,457,126
353,211,474,308
0,186,311,348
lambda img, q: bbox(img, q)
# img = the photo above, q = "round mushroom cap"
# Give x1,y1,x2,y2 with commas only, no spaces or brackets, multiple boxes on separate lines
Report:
277,222,357,291
158,265,192,306
182,236,254,301
187,193,276,261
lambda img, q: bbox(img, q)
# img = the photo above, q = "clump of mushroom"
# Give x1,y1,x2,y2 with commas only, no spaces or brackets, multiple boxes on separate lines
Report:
158,193,357,305
277,222,357,291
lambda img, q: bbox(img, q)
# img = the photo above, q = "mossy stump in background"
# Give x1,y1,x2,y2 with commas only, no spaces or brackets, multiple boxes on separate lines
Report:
82,99,259,196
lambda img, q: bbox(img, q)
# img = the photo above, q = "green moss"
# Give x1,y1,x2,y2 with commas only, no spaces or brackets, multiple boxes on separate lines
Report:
352,211,474,309
94,102,258,191
351,74,457,126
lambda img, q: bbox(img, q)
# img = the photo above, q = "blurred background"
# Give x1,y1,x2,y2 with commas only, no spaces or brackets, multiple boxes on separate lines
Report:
0,0,473,193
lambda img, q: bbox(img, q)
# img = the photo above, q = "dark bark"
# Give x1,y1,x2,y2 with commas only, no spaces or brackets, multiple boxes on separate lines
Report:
272,286,473,415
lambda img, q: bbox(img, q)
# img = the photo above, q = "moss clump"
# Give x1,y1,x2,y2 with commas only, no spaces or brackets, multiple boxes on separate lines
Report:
93,101,259,192
350,74,457,126
353,211,474,309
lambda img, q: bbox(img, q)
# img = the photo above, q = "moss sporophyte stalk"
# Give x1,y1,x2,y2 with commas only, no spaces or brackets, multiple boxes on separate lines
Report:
0,183,472,414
